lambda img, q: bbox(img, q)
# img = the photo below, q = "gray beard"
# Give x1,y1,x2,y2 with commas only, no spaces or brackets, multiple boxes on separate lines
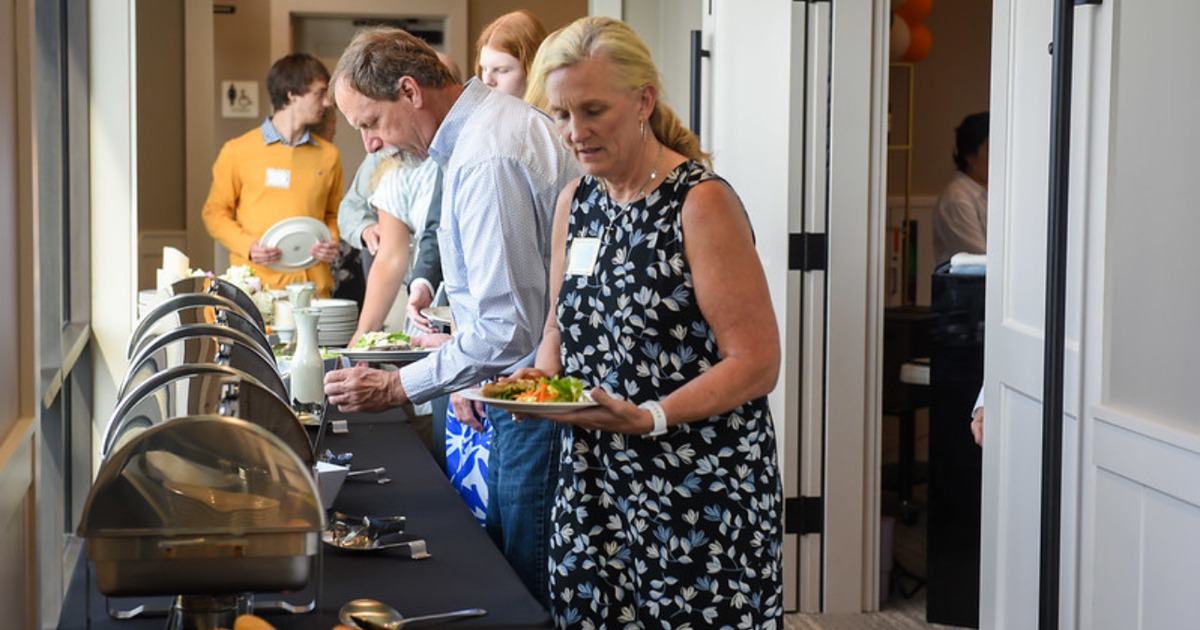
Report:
379,146,422,168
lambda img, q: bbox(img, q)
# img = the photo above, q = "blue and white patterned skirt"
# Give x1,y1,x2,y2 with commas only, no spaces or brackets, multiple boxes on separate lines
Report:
444,404,492,525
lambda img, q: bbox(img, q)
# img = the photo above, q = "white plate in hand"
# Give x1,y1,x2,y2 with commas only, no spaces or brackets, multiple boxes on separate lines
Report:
458,387,597,414
419,306,453,326
260,217,331,272
332,347,435,364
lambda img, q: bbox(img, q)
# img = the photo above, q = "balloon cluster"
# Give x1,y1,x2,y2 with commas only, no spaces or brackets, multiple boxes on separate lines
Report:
890,0,932,62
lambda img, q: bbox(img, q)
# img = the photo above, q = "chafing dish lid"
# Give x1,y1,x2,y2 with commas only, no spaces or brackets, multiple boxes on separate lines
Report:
119,324,286,401
170,276,266,330
101,364,313,467
79,416,324,538
128,292,271,361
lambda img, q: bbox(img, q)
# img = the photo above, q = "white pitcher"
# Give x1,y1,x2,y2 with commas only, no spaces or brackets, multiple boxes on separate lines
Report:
289,307,323,408
285,282,315,309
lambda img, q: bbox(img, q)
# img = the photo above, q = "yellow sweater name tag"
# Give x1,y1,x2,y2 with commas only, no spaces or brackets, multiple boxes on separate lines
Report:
265,168,291,189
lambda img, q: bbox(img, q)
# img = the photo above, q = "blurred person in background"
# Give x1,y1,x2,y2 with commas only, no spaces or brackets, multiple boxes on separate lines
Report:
933,111,989,265
311,106,367,306
202,53,342,296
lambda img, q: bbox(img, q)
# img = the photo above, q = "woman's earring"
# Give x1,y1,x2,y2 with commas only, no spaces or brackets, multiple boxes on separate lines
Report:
640,120,646,141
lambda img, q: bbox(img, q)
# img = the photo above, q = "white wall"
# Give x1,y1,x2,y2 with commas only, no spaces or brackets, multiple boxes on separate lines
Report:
90,0,137,442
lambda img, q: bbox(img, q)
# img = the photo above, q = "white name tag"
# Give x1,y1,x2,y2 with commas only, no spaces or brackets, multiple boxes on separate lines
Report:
265,168,291,189
566,237,601,276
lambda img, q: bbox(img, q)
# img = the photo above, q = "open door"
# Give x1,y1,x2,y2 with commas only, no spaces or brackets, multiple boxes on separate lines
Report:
700,0,889,613
984,1,1200,628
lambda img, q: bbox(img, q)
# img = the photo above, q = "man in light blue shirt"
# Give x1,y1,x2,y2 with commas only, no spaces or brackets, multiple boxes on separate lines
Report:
324,27,579,605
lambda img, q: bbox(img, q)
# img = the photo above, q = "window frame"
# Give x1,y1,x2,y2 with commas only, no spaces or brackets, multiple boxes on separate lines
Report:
33,0,93,625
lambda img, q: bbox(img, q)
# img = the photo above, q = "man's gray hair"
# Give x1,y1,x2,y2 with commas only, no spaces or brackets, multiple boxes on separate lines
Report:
332,27,456,104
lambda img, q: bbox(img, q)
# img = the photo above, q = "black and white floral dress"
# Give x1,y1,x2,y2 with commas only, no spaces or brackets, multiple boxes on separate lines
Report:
549,161,783,629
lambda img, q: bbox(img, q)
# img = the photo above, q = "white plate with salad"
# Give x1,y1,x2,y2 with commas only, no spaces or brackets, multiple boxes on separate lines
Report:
331,331,434,364
459,376,597,414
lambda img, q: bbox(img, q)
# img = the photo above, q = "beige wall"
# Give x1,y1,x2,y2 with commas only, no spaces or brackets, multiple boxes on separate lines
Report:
136,0,186,232
466,0,586,72
211,1,274,152
888,1,992,199
5,0,42,626
135,0,586,283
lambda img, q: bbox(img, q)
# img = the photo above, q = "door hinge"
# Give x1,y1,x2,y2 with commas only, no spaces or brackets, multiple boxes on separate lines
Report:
789,233,827,271
785,496,824,535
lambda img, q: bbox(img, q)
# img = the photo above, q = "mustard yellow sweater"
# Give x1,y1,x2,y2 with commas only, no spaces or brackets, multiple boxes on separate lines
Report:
201,127,343,296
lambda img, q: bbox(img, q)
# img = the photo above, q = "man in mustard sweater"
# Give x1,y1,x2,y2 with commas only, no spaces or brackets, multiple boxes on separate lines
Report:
202,53,343,297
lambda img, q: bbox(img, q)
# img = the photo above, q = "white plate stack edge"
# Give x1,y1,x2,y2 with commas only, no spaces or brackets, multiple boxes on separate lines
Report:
310,298,358,347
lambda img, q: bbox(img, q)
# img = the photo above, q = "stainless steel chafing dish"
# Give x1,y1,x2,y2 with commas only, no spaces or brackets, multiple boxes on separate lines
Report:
170,276,267,330
102,364,314,466
120,323,287,401
79,416,325,596
129,292,272,361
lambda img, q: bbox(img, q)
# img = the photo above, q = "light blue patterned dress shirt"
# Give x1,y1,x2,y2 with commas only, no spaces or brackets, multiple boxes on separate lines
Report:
399,79,581,404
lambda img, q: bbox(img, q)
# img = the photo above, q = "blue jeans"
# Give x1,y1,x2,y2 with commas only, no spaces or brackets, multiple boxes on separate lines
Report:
485,406,556,608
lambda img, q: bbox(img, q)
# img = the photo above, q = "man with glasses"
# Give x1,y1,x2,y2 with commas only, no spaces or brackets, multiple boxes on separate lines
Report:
202,53,343,296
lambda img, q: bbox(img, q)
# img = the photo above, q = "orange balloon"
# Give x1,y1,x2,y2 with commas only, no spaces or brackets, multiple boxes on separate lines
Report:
890,15,911,61
896,0,933,24
903,23,933,62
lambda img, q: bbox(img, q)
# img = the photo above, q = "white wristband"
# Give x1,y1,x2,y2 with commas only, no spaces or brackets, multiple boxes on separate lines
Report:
639,401,668,437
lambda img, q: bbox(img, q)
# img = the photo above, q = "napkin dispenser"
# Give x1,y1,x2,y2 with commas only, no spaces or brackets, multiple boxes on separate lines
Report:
78,416,325,596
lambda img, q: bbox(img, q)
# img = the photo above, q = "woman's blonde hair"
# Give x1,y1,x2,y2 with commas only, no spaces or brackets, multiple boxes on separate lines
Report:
475,10,548,96
527,16,710,166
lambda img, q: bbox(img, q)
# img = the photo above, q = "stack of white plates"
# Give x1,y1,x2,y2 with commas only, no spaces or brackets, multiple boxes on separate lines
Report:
311,298,358,347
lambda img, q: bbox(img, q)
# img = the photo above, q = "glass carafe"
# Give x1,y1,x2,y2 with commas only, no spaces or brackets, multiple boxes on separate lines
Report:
289,307,323,408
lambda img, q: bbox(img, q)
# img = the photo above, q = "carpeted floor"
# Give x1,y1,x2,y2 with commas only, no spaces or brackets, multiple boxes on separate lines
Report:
783,490,970,630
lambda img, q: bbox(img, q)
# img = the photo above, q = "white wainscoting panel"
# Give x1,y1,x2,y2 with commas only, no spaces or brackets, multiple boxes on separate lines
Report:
1090,412,1200,630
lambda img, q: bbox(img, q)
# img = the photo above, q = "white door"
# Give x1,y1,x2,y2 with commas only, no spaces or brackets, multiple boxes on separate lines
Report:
703,0,889,613
983,1,1200,628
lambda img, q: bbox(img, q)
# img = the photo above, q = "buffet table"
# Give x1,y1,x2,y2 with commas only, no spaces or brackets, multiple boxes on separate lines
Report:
58,411,552,629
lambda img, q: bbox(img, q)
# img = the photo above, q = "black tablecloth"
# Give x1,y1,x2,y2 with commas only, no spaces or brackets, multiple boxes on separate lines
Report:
58,413,552,629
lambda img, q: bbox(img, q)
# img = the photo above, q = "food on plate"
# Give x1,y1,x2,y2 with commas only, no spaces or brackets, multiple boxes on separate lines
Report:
480,376,586,404
353,331,412,351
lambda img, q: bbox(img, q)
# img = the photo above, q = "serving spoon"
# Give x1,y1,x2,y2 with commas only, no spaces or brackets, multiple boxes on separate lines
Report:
338,599,486,629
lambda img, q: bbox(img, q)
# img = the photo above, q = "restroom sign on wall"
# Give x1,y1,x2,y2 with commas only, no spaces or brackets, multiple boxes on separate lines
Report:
222,81,259,118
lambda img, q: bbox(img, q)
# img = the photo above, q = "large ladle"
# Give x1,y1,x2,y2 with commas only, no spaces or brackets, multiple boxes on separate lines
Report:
338,599,486,629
